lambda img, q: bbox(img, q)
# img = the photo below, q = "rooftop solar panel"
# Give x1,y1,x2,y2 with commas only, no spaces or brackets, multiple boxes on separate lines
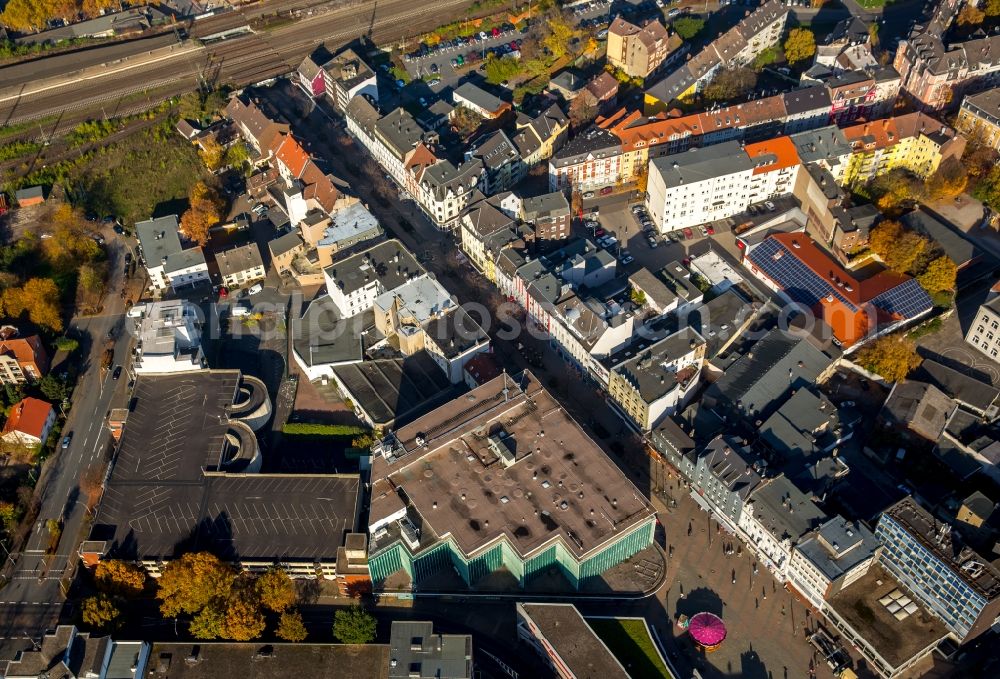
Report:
747,238,857,312
870,278,932,320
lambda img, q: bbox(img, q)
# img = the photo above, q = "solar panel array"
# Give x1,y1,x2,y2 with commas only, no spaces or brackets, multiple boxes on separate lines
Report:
871,278,933,320
747,238,858,311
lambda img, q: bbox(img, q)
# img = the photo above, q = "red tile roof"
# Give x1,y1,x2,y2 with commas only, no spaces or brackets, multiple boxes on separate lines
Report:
2,397,53,441
744,136,800,175
272,133,310,178
0,335,49,374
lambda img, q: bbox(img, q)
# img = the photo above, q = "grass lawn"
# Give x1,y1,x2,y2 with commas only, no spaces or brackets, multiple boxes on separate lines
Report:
854,0,887,7
588,618,672,679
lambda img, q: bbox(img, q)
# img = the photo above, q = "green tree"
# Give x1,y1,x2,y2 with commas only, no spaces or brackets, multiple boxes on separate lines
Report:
38,374,69,401
483,55,522,85
277,609,308,642
783,28,816,65
255,567,297,613
333,605,377,644
0,501,20,533
224,143,250,170
917,256,958,294
753,46,780,70
95,560,147,598
81,594,121,632
855,335,922,382
672,16,705,40
157,552,236,618
189,604,225,639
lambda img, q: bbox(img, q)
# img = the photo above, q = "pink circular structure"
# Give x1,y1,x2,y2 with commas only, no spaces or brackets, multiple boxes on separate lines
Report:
688,612,727,651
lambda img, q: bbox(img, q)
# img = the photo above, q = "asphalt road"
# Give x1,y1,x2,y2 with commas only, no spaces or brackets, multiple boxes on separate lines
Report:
0,234,134,658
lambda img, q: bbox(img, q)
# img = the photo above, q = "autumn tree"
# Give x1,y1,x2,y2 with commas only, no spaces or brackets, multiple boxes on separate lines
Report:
1,278,63,332
917,255,957,294
189,604,225,639
95,560,147,598
81,594,122,632
871,169,922,211
220,594,266,641
0,501,20,534
198,137,225,172
924,157,968,200
179,182,224,247
542,15,575,59
958,4,986,26
855,335,922,382
255,567,297,613
224,143,250,171
333,605,377,644
569,95,598,130
703,67,757,104
784,28,816,65
988,0,1000,17
277,609,308,642
157,552,236,618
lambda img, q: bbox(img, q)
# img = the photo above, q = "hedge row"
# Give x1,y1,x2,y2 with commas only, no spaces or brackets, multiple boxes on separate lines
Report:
282,423,369,436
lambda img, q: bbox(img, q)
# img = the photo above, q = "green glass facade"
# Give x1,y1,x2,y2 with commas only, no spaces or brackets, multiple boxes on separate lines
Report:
369,518,655,590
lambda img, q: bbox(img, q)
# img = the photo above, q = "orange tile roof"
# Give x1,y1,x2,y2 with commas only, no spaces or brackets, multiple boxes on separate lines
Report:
2,397,52,441
273,133,310,178
842,117,900,152
744,136,801,175
0,335,48,372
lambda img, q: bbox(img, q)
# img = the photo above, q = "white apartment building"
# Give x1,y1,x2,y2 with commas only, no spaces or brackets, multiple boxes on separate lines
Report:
135,215,210,292
646,138,801,232
786,516,880,610
738,476,827,582
133,300,206,375
966,294,1000,362
324,240,424,318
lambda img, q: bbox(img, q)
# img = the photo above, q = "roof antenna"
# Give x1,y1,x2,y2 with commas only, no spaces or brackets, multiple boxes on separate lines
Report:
502,368,509,402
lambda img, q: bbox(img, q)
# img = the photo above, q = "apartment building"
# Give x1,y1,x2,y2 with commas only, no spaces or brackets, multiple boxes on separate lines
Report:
690,436,765,532
841,112,966,187
786,516,880,610
460,198,519,281
135,215,209,292
521,191,571,246
323,239,423,317
133,300,206,375
214,242,266,289
965,293,1000,361
956,88,1000,151
645,136,800,232
468,130,525,194
876,497,1000,641
511,103,569,167
643,1,789,111
547,124,623,191
0,331,48,385
605,16,678,79
738,475,827,581
224,95,289,160
605,327,706,431
894,10,1000,111
297,46,378,113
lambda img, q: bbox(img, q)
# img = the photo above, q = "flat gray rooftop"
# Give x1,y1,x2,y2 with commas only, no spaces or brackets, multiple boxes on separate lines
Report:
370,371,654,560
324,239,422,296
146,642,389,679
518,604,629,678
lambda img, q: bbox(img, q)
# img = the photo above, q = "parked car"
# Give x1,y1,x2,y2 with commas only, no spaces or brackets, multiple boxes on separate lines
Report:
582,191,595,199
113,224,125,235
600,186,613,195
248,283,264,295
597,28,608,39
647,236,659,248
631,204,645,214
428,77,441,85
594,227,606,237
396,79,406,88
683,227,694,239
700,227,708,236
764,200,776,211
706,225,715,235
621,254,634,265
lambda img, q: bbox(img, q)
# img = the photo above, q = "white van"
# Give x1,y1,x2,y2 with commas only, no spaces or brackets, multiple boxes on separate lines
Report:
230,305,251,317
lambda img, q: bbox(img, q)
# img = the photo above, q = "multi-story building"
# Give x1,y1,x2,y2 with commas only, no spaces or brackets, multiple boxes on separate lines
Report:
605,17,677,79
135,215,209,292
460,198,519,281
841,112,966,187
323,239,423,317
133,300,206,375
511,103,569,167
690,435,765,532
876,496,1000,641
645,136,800,232
786,516,880,610
956,88,1000,151
297,46,378,113
2,626,149,679
521,191,571,247
738,475,827,581
965,292,1000,361
547,124,623,192
468,130,525,194
0,330,48,385
224,95,289,160
643,1,789,111
605,327,706,431
894,11,1000,111
0,397,55,447
215,242,266,289
743,232,933,347
367,371,656,589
